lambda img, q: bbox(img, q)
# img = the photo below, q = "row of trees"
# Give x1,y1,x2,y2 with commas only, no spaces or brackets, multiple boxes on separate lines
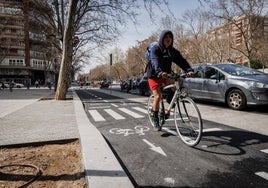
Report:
42,0,171,99
81,0,268,83
3,1,266,98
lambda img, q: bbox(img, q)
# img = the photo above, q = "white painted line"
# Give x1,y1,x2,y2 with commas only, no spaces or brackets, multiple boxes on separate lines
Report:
164,177,175,185
255,171,268,181
203,128,222,132
132,107,148,114
261,149,268,154
162,127,179,136
104,109,125,120
166,118,174,121
88,110,105,121
103,100,109,102
111,103,118,107
90,106,111,109
119,108,144,118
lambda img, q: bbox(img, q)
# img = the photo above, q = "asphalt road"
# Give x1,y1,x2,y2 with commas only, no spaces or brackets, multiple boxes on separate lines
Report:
75,87,268,188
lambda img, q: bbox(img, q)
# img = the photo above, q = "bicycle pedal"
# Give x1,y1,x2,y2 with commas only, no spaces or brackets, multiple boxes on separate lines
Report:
165,113,170,119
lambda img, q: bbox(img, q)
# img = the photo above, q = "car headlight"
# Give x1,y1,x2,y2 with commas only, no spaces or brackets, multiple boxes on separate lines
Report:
246,81,268,88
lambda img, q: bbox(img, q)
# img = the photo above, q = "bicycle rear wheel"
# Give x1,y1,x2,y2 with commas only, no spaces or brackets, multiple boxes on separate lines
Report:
147,94,155,128
174,97,202,147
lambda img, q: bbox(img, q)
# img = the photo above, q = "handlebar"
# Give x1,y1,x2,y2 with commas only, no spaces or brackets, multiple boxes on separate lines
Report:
166,73,180,80
166,73,192,80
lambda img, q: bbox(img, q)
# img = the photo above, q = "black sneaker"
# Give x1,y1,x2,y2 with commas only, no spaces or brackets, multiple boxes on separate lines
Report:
153,117,161,131
165,112,170,119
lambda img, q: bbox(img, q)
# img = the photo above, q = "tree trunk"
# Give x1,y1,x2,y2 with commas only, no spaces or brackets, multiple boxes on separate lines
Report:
55,0,78,100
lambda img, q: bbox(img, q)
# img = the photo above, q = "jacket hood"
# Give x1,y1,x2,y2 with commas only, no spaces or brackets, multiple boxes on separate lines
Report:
159,30,174,50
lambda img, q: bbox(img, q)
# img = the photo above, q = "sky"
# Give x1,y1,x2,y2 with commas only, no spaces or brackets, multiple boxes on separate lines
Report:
116,0,200,51
81,0,202,73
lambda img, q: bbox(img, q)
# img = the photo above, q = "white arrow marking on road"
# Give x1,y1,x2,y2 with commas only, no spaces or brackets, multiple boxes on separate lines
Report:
261,149,268,154
142,139,167,157
255,171,268,181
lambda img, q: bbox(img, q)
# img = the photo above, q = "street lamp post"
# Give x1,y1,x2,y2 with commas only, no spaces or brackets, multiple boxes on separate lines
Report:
109,53,112,93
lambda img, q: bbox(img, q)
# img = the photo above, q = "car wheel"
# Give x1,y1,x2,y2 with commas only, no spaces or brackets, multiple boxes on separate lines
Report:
180,87,188,97
139,87,145,96
227,89,246,110
141,89,145,96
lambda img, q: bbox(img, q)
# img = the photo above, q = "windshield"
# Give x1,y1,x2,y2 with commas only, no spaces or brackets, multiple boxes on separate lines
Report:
215,64,263,76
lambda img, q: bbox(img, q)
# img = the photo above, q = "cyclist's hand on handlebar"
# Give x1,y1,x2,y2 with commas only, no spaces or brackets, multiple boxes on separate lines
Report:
161,72,168,79
187,71,194,77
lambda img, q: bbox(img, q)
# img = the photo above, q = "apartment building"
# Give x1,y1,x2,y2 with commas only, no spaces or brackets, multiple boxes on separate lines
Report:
207,14,268,65
0,0,58,86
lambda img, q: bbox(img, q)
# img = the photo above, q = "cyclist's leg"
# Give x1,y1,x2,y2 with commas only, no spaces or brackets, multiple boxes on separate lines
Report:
151,89,162,131
148,78,163,131
151,89,161,110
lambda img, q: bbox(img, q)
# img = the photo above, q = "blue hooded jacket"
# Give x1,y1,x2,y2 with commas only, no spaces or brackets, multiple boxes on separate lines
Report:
146,30,193,78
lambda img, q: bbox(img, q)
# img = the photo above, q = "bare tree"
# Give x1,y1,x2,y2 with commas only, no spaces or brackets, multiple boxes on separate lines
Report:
202,0,268,67
55,0,78,99
51,0,170,99
179,8,211,64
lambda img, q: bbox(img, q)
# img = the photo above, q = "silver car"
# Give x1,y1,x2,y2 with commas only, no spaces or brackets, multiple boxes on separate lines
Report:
182,63,268,110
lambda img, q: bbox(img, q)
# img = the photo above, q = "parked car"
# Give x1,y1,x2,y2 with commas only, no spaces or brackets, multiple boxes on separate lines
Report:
2,82,24,88
182,63,268,110
13,82,24,88
137,75,150,96
132,80,139,90
120,79,132,92
2,82,9,88
100,81,109,88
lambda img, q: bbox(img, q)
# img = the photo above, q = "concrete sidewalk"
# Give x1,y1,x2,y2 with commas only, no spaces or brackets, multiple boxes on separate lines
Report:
0,88,134,188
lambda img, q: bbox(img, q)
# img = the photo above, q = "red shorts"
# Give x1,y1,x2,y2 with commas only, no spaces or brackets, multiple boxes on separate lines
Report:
148,78,165,91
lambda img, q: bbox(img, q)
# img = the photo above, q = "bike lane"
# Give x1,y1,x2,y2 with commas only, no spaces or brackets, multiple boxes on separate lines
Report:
76,89,268,187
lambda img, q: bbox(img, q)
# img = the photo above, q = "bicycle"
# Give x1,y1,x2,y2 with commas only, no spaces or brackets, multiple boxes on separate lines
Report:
147,73,203,147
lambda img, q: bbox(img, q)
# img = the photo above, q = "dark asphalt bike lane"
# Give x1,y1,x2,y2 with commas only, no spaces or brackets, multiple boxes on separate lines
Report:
75,89,268,188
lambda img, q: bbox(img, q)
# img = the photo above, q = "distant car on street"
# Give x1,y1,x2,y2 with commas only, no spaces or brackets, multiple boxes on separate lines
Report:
100,81,110,88
182,63,268,110
13,82,24,88
2,82,24,88
137,75,150,96
2,82,9,88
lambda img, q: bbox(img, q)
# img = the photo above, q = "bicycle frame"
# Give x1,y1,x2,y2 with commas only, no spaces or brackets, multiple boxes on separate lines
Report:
162,79,180,112
147,73,203,147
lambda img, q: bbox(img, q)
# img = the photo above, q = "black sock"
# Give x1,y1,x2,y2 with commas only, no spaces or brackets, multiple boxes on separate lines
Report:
153,111,158,118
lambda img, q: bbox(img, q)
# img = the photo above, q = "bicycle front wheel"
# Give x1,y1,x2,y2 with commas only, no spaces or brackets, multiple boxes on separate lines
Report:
174,97,202,147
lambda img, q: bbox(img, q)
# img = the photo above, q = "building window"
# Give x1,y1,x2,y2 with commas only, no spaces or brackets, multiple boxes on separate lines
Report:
9,59,24,66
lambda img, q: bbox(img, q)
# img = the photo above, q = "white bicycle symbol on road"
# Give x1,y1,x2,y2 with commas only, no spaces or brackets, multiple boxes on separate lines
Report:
109,126,150,136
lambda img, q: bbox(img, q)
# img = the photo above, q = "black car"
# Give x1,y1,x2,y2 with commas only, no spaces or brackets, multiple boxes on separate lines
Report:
100,81,110,88
137,75,150,96
182,63,268,110
120,79,132,92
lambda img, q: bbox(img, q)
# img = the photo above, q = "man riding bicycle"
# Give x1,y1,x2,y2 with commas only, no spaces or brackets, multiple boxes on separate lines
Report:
146,30,194,131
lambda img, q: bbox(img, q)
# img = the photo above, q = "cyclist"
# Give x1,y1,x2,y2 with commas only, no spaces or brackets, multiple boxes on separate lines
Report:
146,30,194,131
